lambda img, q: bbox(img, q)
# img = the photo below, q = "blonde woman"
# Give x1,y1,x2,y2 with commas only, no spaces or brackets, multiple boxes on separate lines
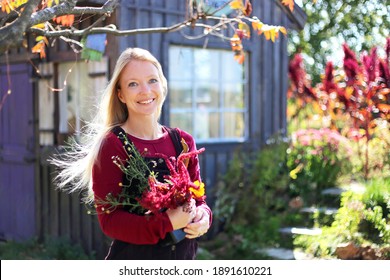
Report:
53,48,211,259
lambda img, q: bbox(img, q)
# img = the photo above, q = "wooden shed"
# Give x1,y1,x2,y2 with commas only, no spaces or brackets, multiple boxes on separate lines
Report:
0,0,305,258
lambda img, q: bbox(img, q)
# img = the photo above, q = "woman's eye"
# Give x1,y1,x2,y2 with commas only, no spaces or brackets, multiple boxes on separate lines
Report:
128,82,137,87
149,78,158,84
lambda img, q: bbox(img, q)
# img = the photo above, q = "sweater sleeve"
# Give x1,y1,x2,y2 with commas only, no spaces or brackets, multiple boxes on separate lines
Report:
178,129,213,225
92,132,173,245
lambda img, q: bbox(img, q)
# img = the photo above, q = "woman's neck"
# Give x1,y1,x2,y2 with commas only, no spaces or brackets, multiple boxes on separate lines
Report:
121,118,163,140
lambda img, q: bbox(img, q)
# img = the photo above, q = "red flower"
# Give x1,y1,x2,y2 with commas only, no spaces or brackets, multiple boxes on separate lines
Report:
137,148,206,215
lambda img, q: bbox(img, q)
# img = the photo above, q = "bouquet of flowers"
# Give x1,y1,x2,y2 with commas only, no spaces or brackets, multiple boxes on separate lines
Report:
94,130,205,243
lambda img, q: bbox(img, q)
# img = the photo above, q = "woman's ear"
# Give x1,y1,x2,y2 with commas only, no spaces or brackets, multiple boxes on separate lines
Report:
117,89,125,103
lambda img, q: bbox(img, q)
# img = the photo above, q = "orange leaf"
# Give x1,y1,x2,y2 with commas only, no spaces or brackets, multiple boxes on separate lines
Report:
1,0,13,13
31,41,46,59
270,28,276,42
243,0,252,16
230,0,243,9
53,15,75,27
282,0,294,12
263,30,271,40
252,20,264,31
234,52,245,64
279,26,287,35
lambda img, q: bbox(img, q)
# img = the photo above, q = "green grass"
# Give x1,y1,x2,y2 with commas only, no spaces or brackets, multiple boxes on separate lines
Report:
0,237,95,260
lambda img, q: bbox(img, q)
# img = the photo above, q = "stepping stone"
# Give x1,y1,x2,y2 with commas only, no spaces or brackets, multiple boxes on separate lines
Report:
322,183,366,196
300,207,338,215
258,247,314,260
279,227,322,236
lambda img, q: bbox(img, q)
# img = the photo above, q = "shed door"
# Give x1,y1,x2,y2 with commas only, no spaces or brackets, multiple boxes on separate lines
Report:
0,63,36,240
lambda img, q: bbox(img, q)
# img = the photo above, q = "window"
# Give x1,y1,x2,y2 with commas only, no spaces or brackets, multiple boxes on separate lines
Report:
169,46,247,142
38,59,108,145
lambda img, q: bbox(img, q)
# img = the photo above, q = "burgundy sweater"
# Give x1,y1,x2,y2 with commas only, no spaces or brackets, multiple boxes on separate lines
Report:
92,127,212,245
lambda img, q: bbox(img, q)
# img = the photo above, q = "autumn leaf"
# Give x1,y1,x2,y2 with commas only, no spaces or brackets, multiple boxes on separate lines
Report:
230,0,244,10
252,20,264,31
35,36,49,45
279,26,287,35
243,0,252,16
32,34,49,59
282,0,295,12
237,22,250,39
32,23,45,29
53,15,75,27
1,0,27,13
234,52,245,64
230,34,242,52
32,41,46,59
46,0,60,8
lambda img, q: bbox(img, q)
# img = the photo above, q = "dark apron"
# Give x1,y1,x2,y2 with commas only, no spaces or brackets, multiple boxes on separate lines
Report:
105,126,198,260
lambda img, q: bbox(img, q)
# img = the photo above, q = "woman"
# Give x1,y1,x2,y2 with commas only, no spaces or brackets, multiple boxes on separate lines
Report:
54,48,211,259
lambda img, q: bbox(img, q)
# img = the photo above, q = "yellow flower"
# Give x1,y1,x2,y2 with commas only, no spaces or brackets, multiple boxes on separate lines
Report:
190,180,205,198
289,163,303,179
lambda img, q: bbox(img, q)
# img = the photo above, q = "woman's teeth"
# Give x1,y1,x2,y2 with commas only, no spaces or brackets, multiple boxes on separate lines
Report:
139,99,154,104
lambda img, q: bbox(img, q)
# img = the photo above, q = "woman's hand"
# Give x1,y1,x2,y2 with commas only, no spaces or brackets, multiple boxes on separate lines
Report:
166,199,196,230
183,207,210,239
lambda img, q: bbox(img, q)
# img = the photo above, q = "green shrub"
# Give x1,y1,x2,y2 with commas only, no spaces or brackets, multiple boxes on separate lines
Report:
287,128,353,205
0,237,94,260
211,135,300,258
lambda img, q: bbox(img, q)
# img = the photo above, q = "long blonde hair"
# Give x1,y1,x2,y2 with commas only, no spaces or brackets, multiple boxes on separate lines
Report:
52,48,168,202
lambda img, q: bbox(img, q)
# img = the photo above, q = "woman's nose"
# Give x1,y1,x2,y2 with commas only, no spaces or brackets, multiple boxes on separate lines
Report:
139,82,151,93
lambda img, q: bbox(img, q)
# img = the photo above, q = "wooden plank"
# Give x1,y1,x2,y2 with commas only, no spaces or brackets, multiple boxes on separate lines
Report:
49,175,60,237
59,189,71,237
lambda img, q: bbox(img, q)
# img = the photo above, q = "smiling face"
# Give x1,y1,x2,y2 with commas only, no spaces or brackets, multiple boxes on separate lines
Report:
117,60,164,119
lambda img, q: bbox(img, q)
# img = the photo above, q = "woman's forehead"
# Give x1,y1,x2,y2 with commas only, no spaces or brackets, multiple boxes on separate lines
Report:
121,60,159,78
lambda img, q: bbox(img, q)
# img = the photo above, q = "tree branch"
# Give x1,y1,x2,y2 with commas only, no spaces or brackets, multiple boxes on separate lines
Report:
0,0,41,52
0,0,119,53
28,0,119,27
30,20,191,38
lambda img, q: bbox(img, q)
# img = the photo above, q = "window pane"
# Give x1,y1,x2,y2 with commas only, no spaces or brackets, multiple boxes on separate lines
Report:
170,81,192,108
195,111,220,140
221,51,245,82
57,60,107,141
196,82,219,108
194,49,219,81
223,112,245,138
208,112,220,139
224,83,244,108
169,47,192,81
170,112,193,135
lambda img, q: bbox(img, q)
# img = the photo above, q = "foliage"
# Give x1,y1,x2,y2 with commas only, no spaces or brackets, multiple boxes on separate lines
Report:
0,237,94,260
289,0,390,83
294,179,390,259
210,135,302,258
349,129,390,181
287,128,353,204
288,39,390,180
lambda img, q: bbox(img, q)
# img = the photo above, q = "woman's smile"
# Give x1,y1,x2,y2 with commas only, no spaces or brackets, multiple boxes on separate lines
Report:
138,98,155,105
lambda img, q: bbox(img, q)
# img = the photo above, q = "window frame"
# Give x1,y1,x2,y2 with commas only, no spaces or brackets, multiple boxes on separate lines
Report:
168,45,249,144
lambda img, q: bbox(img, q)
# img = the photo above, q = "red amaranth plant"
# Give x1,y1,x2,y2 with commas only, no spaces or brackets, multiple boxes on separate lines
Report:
288,39,390,180
138,148,206,215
